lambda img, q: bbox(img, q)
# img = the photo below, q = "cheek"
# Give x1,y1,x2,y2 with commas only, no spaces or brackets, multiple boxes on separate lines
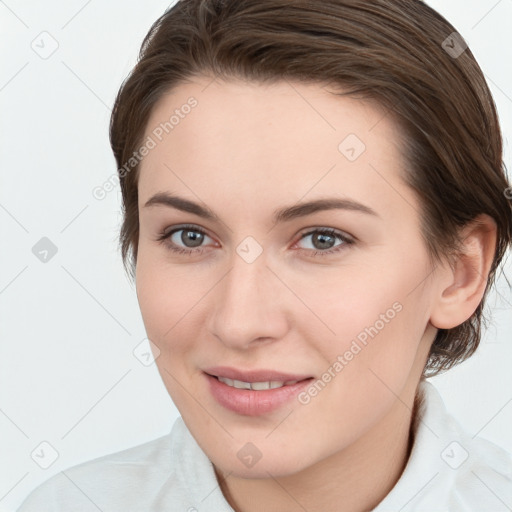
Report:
297,254,430,381
135,251,189,347
135,256,202,406
288,263,430,444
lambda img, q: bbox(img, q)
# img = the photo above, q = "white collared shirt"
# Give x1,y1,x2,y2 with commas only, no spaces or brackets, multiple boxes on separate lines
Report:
17,381,512,511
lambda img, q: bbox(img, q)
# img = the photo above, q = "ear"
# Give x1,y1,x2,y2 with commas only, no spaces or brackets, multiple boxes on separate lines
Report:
430,214,497,330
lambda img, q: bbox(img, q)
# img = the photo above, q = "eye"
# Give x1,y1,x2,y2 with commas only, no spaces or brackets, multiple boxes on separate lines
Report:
156,224,215,255
295,228,354,256
156,224,354,257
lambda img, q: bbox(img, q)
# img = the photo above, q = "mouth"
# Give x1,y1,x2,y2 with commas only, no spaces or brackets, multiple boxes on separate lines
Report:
203,367,315,416
203,365,314,384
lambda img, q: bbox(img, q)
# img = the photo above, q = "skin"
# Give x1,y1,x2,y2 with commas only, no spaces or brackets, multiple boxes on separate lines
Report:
134,76,497,512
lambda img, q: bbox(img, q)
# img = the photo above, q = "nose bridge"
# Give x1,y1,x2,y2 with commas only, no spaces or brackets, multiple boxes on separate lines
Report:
208,244,288,348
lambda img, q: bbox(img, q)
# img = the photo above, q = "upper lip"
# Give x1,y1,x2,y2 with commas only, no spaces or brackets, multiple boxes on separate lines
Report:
203,366,313,383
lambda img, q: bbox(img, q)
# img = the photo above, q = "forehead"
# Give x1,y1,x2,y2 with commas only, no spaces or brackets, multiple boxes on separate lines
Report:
138,77,414,222
142,77,395,157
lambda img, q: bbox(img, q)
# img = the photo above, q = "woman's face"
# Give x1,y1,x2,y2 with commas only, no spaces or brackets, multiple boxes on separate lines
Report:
135,76,438,478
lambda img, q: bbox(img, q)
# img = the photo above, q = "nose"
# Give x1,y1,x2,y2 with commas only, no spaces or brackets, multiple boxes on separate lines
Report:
206,247,290,350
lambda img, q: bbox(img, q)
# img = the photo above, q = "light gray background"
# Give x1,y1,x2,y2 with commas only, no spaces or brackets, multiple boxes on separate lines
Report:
1,1,511,510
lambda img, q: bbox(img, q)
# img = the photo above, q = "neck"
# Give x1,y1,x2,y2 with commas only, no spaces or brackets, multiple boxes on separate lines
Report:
214,381,423,512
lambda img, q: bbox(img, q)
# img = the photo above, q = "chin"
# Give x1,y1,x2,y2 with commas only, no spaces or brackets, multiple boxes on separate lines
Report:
212,446,317,480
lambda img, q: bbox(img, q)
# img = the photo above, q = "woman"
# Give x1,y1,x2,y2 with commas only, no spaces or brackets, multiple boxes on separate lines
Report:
18,0,512,510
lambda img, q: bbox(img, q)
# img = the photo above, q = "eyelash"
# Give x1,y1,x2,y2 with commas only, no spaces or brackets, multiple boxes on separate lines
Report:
156,224,354,257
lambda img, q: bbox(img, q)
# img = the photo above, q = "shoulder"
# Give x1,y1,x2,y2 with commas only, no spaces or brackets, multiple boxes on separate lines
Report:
17,429,174,512
376,380,512,511
450,420,512,509
423,380,512,504
17,416,232,512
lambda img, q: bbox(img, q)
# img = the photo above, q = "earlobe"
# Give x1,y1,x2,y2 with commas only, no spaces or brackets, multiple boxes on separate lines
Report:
430,214,497,330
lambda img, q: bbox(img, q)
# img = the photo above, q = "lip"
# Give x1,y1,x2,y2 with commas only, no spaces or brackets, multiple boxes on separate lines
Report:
203,366,313,383
203,370,314,416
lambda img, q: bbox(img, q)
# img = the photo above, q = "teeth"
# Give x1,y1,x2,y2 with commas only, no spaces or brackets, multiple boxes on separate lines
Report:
217,377,299,390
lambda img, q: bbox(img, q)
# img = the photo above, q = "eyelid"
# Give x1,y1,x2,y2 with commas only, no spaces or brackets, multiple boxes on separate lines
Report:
296,226,355,242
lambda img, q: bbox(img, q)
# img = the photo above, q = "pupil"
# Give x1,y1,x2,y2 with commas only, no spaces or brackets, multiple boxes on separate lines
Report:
183,230,203,248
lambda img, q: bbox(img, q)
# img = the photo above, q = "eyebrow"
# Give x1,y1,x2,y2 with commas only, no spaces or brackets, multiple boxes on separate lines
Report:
143,192,379,223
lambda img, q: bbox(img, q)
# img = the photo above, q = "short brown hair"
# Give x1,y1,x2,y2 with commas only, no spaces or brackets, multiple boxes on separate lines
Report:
109,0,512,376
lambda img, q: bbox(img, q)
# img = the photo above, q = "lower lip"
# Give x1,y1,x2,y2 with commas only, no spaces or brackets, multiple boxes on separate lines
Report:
205,373,314,416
